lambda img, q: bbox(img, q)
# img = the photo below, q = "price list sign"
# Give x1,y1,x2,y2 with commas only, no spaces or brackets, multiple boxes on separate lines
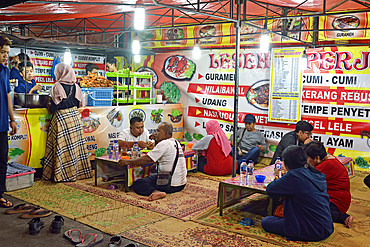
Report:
268,47,304,123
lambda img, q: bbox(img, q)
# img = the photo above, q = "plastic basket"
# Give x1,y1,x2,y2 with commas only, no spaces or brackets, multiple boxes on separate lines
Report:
81,88,113,106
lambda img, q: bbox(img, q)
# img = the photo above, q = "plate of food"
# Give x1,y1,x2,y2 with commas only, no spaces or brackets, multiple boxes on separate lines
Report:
163,55,196,80
246,79,269,110
106,108,123,128
332,15,360,30
137,66,158,86
165,28,184,40
199,25,216,37
129,109,146,122
168,109,182,123
150,108,164,125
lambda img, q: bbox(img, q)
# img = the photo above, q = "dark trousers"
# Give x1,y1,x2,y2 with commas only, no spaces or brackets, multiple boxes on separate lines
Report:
0,132,9,198
132,175,185,196
330,202,349,224
197,155,207,173
230,146,261,173
364,174,370,189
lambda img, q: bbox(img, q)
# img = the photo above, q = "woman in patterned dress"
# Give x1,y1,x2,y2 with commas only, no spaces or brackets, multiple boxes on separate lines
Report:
43,63,92,182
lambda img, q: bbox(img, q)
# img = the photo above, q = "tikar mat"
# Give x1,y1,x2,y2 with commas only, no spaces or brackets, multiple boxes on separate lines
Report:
65,176,220,220
193,175,370,247
119,217,279,247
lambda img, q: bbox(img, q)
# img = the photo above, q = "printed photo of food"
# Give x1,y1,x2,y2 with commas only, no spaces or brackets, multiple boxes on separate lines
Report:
165,28,184,40
168,109,182,123
81,109,101,133
246,79,269,110
150,109,163,125
39,114,52,133
129,109,146,122
106,108,123,128
199,25,216,38
332,15,360,30
162,55,196,80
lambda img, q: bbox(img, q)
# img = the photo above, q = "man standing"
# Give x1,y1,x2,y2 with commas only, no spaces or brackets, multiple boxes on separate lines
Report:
119,122,187,201
270,120,313,165
118,117,153,149
85,63,99,75
0,35,17,208
231,114,267,168
10,52,30,82
14,61,41,94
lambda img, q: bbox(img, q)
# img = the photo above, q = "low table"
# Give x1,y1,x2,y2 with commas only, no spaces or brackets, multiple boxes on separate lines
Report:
95,151,196,192
218,165,275,216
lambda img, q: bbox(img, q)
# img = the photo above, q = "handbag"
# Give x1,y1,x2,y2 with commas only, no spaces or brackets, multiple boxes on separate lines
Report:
156,140,179,191
237,129,248,156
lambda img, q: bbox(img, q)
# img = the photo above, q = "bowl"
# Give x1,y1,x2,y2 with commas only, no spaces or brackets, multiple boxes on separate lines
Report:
255,175,266,183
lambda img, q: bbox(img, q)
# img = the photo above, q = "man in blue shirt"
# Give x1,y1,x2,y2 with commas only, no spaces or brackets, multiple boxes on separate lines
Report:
10,52,30,83
0,35,17,208
15,61,41,94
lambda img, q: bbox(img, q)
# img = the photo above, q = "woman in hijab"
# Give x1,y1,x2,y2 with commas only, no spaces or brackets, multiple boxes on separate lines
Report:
43,63,92,182
192,120,232,175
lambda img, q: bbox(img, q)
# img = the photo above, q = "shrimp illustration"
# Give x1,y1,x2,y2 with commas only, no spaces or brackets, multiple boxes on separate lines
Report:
166,56,179,73
175,57,187,76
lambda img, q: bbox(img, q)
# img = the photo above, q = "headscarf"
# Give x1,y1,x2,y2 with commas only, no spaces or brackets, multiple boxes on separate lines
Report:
206,120,231,157
49,63,84,107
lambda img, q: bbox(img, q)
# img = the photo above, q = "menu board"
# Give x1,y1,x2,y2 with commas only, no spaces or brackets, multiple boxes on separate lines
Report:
268,47,304,123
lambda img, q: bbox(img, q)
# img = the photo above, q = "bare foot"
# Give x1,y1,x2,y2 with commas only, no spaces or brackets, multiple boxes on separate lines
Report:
344,215,353,228
148,192,166,201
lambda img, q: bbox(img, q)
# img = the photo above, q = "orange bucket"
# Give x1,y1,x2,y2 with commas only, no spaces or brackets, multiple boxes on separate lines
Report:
187,142,194,149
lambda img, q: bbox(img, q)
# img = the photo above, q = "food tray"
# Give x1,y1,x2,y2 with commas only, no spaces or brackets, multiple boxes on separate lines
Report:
81,88,113,106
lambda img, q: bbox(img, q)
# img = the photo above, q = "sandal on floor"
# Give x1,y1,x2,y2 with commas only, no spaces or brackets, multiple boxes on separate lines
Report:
5,203,35,214
64,229,83,244
19,207,51,218
108,235,122,247
0,198,13,208
76,233,103,247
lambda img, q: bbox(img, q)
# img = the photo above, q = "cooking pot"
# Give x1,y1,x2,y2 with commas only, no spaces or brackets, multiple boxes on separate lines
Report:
15,93,51,108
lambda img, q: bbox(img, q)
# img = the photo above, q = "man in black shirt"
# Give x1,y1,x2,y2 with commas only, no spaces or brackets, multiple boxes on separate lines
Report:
270,120,313,165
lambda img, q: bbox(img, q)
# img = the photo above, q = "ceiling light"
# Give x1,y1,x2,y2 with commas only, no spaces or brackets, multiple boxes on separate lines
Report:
134,0,145,30
134,54,141,63
64,48,72,65
260,33,269,53
132,36,140,55
192,40,201,60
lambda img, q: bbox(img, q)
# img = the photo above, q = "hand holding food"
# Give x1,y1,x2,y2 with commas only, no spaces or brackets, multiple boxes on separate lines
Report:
147,141,155,150
137,141,147,149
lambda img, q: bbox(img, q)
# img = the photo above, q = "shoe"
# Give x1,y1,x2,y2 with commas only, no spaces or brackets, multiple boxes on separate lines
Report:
50,215,64,234
108,235,122,247
20,207,51,218
28,217,45,235
64,229,83,244
5,203,35,214
76,233,103,247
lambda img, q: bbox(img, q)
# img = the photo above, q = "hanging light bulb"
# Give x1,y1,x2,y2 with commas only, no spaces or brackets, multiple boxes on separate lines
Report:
134,0,145,30
134,54,141,63
64,48,72,65
132,36,140,55
192,40,201,60
301,50,307,71
259,33,269,53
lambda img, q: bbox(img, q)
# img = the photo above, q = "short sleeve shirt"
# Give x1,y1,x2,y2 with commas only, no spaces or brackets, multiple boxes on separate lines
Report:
0,64,11,132
147,138,187,187
118,128,150,142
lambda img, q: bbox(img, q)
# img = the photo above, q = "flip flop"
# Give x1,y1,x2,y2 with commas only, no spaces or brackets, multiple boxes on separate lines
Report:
64,229,83,244
5,203,35,214
19,207,51,218
0,198,13,208
76,233,103,247
108,235,122,247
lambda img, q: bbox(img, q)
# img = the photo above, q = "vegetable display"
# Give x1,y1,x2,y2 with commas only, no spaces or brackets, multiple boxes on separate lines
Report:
80,73,115,88
160,82,181,103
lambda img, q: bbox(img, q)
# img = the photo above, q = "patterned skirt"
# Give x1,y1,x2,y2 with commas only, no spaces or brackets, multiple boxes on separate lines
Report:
42,107,92,182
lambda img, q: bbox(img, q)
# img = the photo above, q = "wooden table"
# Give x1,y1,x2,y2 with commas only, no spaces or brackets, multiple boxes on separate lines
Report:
218,165,275,216
95,151,196,192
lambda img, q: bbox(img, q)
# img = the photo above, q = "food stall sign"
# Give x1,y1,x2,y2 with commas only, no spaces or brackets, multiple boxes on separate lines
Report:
268,47,304,124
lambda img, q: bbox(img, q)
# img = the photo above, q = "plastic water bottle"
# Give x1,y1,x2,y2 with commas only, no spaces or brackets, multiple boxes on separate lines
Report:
240,159,247,186
108,141,113,160
274,157,282,180
132,142,139,159
113,140,119,160
246,160,254,186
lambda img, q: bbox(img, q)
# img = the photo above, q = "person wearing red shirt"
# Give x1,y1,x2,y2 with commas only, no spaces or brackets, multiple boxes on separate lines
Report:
304,141,353,228
192,120,232,176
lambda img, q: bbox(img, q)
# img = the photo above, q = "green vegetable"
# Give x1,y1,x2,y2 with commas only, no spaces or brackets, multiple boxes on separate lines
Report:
355,156,369,168
184,60,196,79
261,150,269,154
171,109,181,118
269,145,277,152
193,133,204,141
150,109,163,124
160,82,181,103
184,131,193,141
95,148,107,157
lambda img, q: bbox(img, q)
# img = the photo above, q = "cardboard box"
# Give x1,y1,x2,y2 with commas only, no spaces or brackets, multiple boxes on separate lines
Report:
6,170,36,192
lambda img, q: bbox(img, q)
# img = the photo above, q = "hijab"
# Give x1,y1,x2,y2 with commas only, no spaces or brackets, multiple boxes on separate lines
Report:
49,63,83,106
206,120,231,157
